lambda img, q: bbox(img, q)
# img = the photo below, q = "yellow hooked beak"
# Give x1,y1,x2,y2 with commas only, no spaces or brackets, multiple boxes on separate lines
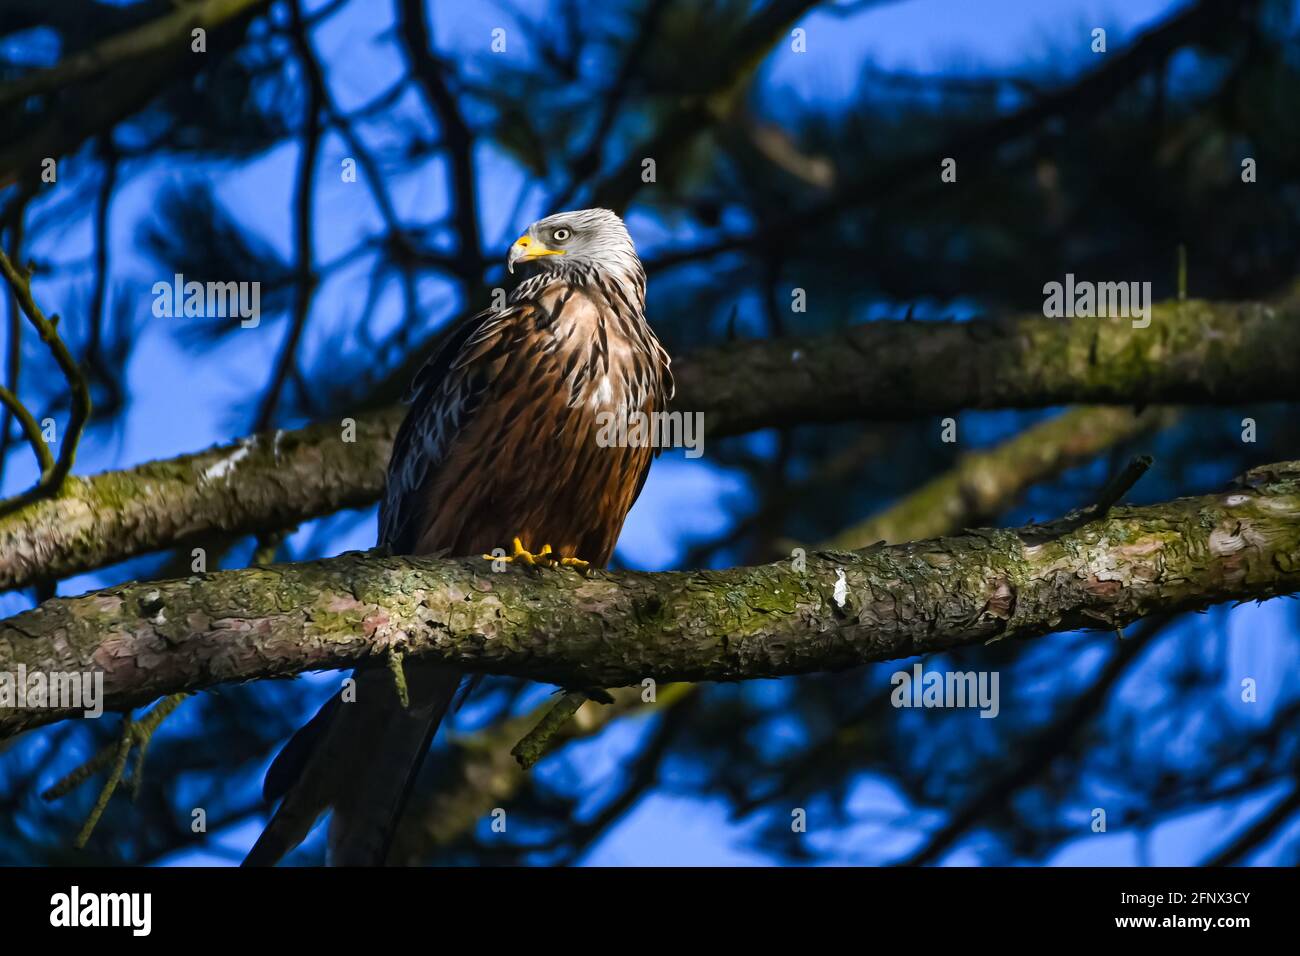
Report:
507,234,565,273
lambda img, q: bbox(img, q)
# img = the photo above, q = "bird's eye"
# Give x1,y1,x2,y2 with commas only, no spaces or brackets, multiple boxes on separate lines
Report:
552,228,572,242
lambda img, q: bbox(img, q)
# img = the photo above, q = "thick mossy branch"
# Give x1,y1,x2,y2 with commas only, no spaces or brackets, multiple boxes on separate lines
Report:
3,461,1298,740
0,414,401,593
1,298,1294,593
407,412,1166,851
675,298,1300,433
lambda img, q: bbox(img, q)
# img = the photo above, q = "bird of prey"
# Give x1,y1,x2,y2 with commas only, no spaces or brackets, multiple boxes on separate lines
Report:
244,208,673,866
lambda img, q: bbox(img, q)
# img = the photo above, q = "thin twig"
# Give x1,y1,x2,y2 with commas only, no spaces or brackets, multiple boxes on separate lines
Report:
0,186,30,487
646,0,1238,273
42,694,189,803
0,384,53,475
127,694,187,799
387,647,410,710
0,249,93,518
548,0,670,212
397,0,482,283
511,691,604,769
1023,454,1155,543
1088,454,1155,519
304,13,422,355
73,715,134,848
254,0,321,430
84,136,122,414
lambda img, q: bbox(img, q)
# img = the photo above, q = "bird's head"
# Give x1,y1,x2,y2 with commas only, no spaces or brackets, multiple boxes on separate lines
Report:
507,208,640,279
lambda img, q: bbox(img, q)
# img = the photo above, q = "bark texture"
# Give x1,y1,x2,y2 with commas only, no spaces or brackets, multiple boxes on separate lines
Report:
3,461,1298,739
0,298,1293,593
677,298,1300,432
0,414,400,592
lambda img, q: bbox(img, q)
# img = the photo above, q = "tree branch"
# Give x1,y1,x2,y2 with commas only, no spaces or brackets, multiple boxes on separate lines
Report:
391,683,693,861
397,0,482,282
645,0,1250,272
0,185,32,487
254,0,322,431
589,0,823,212
0,413,398,594
547,0,670,212
0,0,272,186
402,400,1156,856
3,460,1298,739
826,406,1175,549
0,383,54,478
0,249,93,518
1201,783,1300,866
0,0,270,112
1,297,1296,592
901,616,1166,865
674,298,1298,433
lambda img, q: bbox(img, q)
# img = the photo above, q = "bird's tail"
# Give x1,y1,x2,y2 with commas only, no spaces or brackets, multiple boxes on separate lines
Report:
243,662,461,866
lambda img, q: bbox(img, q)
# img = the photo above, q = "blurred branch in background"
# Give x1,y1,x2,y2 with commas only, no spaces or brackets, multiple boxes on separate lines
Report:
253,0,323,431
1203,781,1300,866
646,0,1254,272
397,0,483,286
586,0,826,212
0,0,269,112
0,0,273,186
0,184,32,488
823,406,1177,549
390,683,694,863
900,616,1169,865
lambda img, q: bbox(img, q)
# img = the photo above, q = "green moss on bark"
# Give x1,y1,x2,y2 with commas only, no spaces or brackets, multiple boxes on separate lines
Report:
3,461,1298,740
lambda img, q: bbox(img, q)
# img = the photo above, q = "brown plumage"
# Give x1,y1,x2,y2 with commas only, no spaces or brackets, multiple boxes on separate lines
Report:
244,208,671,866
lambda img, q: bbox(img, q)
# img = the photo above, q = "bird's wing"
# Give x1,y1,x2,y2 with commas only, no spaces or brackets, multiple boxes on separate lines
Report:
378,303,524,553
249,301,531,867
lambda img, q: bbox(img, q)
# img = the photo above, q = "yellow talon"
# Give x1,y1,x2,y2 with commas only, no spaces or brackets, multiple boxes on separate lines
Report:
482,537,588,572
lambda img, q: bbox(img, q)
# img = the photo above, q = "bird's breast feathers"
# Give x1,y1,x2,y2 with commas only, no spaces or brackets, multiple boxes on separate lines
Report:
389,274,671,562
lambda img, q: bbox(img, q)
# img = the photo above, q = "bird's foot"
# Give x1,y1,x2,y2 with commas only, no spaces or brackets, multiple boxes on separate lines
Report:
483,537,589,572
